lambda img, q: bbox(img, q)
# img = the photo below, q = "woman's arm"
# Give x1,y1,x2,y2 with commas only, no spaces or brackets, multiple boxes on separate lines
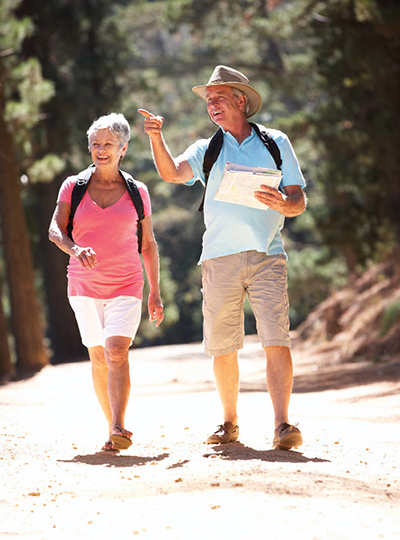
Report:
48,201,97,269
140,215,164,327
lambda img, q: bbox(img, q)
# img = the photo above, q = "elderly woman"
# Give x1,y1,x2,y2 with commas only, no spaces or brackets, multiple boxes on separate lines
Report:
49,113,164,452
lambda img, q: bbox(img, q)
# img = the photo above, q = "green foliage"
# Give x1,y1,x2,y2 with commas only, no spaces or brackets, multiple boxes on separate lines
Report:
0,0,32,49
287,246,349,328
379,301,400,338
300,0,400,267
4,59,54,148
26,154,65,183
0,1,55,166
2,0,399,355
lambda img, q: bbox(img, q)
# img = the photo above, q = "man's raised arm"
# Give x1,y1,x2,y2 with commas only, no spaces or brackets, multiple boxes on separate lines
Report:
138,109,193,184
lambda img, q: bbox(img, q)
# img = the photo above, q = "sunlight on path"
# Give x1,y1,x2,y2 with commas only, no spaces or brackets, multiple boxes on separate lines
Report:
1,338,399,539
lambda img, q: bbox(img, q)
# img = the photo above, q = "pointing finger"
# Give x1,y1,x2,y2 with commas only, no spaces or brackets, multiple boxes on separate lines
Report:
138,109,155,119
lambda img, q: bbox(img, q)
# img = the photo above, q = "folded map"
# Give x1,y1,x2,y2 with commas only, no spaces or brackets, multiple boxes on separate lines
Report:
214,162,282,210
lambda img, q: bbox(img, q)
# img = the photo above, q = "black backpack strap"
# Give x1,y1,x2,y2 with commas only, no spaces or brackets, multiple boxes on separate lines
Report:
249,122,282,170
198,128,224,212
199,124,282,212
119,170,145,254
67,165,94,240
67,165,145,253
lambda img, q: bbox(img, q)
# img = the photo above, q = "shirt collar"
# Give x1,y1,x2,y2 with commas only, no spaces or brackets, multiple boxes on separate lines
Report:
221,126,256,145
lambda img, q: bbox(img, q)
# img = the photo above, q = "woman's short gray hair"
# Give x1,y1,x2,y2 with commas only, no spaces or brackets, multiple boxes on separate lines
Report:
231,88,250,116
87,113,131,146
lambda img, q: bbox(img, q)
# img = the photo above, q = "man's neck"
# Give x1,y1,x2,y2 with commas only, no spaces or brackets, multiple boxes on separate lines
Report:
222,119,252,145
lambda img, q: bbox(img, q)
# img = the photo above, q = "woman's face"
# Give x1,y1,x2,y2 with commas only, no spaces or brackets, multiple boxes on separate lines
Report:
88,129,128,169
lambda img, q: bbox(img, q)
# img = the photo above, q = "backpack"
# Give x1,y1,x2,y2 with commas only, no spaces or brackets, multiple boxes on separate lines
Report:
66,165,145,253
199,122,282,211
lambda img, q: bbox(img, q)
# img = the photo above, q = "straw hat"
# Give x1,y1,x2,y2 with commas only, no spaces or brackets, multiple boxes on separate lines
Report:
192,65,262,118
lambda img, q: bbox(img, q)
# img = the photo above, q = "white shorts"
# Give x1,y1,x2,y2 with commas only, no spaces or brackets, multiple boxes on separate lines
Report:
69,296,142,348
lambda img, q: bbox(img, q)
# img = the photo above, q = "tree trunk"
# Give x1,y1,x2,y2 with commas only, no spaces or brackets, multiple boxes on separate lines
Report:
0,86,49,376
0,277,12,382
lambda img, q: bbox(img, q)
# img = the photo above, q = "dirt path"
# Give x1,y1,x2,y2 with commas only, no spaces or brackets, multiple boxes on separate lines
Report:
1,336,399,539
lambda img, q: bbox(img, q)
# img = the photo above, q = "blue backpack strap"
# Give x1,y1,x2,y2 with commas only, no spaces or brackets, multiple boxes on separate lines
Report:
119,170,145,253
67,165,94,240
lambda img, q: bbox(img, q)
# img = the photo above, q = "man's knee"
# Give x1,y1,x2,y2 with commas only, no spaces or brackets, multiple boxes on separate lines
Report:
264,345,292,360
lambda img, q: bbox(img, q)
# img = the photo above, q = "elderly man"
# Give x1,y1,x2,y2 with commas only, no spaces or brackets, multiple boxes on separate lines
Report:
139,65,306,450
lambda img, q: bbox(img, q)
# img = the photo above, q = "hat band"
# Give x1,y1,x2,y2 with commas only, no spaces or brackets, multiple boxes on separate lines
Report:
208,79,247,86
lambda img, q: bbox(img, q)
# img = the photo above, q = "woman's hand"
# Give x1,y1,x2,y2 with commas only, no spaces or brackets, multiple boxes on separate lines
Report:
72,246,97,269
148,292,164,327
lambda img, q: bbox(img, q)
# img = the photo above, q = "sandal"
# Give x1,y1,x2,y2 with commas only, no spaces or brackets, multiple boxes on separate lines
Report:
101,440,120,453
110,426,132,450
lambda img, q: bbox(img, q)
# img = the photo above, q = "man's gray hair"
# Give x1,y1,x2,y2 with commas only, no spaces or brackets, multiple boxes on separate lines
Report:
87,113,131,146
231,88,250,116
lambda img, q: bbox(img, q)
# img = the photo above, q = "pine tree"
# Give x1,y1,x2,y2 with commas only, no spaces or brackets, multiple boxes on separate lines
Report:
0,0,51,375
16,0,139,361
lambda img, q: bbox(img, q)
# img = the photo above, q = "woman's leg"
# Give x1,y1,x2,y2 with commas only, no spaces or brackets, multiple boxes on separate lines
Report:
88,345,112,435
104,335,132,435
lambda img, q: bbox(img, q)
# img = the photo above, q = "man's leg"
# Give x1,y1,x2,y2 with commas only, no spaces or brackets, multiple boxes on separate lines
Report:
264,345,293,428
213,350,239,426
265,345,302,449
207,349,240,443
202,254,245,444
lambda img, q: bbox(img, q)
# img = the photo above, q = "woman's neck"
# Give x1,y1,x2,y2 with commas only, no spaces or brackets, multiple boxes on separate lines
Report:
91,165,121,184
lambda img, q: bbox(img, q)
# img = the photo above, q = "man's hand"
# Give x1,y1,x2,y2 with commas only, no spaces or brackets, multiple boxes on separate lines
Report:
254,184,306,217
71,246,97,269
138,109,164,137
254,185,287,212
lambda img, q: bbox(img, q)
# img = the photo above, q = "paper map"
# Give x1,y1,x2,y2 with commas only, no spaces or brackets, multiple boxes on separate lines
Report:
213,162,282,211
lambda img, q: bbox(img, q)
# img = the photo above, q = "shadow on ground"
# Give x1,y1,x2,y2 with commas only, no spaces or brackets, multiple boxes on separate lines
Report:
239,361,400,394
203,442,330,463
59,452,170,467
293,361,400,393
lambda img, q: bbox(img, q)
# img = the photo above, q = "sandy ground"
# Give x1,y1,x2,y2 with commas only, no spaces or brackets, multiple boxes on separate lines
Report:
0,335,399,540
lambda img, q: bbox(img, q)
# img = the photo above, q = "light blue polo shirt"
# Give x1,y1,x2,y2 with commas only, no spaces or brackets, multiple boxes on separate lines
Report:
180,126,306,263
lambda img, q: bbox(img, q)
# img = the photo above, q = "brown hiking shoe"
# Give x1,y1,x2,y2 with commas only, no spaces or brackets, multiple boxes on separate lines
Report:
273,422,303,450
207,422,239,444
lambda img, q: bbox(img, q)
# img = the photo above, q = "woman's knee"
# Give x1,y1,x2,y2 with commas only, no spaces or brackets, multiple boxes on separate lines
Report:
105,337,131,364
88,345,106,367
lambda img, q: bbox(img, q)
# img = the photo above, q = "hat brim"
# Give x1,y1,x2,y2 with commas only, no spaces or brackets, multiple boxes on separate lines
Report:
192,82,262,118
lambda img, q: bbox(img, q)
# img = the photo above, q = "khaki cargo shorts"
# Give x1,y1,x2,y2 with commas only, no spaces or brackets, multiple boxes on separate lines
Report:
201,251,290,356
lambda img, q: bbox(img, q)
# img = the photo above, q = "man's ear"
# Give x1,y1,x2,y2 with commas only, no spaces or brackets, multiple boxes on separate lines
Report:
237,94,246,112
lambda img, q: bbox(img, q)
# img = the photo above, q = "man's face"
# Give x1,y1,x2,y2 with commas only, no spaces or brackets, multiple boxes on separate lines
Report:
206,85,244,127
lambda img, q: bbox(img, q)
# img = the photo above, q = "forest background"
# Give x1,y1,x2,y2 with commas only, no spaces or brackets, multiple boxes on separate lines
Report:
0,0,399,379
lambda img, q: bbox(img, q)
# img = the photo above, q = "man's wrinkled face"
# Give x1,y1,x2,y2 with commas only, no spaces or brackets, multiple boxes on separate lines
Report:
206,85,244,127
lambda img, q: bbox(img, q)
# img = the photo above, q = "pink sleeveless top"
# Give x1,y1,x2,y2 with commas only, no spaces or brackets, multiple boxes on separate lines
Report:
57,176,151,300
